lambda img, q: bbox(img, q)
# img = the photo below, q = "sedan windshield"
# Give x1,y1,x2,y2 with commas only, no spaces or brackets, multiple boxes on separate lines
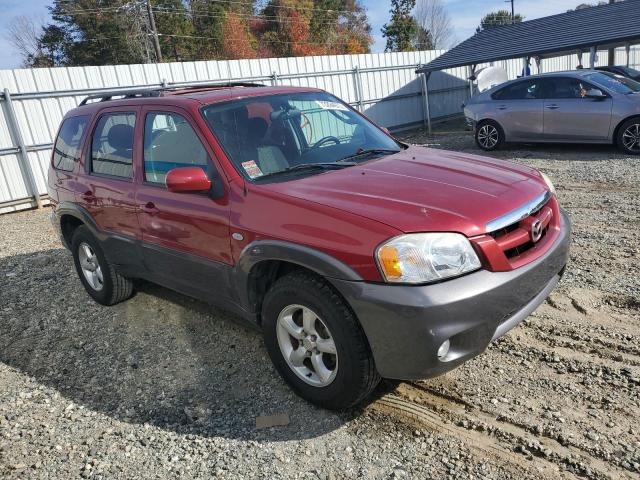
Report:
201,91,401,182
585,71,640,94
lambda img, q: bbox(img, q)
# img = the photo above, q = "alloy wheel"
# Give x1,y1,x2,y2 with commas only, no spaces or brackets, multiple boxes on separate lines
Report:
276,304,338,387
622,123,640,152
78,242,104,291
477,124,499,149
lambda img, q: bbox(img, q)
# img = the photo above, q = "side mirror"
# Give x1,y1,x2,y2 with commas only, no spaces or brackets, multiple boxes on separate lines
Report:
166,166,212,193
585,88,606,99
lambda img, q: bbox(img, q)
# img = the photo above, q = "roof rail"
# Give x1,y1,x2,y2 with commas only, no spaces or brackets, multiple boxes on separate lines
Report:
78,81,266,106
79,88,162,106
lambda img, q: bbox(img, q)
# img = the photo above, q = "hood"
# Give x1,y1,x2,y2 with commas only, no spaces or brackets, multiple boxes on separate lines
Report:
261,146,549,237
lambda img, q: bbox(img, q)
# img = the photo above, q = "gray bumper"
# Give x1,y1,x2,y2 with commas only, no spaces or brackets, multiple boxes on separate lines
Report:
331,210,571,380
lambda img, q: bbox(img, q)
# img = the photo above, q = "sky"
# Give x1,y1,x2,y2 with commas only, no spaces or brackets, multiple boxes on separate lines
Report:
1,0,590,69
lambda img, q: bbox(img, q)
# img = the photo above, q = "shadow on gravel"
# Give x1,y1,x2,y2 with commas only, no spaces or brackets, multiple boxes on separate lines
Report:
0,249,374,442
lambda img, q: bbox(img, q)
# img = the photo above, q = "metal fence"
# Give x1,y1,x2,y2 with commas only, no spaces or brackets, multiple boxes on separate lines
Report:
0,47,638,213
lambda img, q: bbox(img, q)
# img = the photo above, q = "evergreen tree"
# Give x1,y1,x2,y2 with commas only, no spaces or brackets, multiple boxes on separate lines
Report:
382,0,418,52
476,10,523,33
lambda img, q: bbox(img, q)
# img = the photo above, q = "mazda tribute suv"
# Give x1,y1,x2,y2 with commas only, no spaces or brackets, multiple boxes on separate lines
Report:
48,84,570,409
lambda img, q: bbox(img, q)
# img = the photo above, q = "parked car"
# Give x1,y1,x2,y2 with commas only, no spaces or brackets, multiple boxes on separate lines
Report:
595,65,640,82
464,70,640,154
48,84,570,409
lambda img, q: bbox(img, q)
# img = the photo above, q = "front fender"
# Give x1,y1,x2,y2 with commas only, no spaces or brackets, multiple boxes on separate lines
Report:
232,240,363,314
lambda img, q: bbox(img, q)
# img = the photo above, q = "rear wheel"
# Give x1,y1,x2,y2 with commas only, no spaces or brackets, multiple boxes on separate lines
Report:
262,271,380,409
475,120,504,151
617,118,640,155
71,226,133,306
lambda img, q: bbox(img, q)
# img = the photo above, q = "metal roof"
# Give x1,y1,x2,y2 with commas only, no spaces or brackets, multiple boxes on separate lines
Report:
417,0,640,73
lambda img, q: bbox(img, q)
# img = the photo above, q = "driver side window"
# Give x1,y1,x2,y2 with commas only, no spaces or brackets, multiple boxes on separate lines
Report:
143,112,209,185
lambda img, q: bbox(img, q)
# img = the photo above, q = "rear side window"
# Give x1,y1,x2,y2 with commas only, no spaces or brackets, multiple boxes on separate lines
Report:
53,116,89,171
493,79,543,100
91,113,136,178
143,112,209,184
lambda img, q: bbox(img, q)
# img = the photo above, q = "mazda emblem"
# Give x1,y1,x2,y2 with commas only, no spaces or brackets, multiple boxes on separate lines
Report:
531,219,543,242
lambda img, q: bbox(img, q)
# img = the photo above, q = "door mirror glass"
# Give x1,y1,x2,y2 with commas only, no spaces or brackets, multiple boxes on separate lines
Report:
585,88,606,99
165,166,212,193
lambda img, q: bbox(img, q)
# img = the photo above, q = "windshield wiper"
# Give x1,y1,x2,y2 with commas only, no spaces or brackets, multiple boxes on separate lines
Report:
253,162,356,181
339,148,400,163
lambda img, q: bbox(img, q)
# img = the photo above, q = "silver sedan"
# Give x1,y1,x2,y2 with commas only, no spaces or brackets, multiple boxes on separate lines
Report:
464,70,640,154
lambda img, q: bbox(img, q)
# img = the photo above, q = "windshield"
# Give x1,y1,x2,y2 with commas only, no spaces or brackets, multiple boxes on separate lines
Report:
620,66,640,78
585,71,640,94
201,91,401,182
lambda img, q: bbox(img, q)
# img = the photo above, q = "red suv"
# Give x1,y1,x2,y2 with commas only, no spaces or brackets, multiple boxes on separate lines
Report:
48,84,570,409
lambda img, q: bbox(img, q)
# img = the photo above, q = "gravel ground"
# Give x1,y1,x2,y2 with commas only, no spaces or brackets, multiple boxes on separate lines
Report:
1,125,639,479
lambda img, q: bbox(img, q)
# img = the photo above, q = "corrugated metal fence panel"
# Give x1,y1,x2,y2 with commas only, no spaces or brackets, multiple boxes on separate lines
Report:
0,47,639,212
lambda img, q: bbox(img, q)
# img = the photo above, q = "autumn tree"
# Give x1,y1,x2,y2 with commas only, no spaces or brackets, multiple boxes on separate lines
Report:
382,0,419,52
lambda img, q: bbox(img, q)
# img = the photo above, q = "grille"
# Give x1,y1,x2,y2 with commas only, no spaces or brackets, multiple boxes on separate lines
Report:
490,203,553,260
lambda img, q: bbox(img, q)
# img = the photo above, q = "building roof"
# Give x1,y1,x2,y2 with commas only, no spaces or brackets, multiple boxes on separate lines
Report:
417,0,640,73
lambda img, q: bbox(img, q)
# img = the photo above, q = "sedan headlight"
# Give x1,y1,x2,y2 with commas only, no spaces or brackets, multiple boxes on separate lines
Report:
540,172,556,195
376,233,481,284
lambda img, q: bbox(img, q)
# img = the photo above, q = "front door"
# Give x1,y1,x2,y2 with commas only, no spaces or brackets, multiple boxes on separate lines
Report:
134,106,233,302
542,77,613,141
492,78,545,141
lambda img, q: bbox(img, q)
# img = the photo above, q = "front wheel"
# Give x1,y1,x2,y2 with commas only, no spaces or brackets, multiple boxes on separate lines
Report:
475,120,504,151
617,118,640,155
262,271,380,409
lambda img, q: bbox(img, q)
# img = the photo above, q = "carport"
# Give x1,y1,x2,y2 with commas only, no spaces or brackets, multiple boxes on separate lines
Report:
416,0,640,133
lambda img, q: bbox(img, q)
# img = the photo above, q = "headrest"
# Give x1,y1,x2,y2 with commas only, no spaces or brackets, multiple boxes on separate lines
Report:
107,124,134,152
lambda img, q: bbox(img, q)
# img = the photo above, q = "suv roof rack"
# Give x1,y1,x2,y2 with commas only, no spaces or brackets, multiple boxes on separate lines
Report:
79,81,266,106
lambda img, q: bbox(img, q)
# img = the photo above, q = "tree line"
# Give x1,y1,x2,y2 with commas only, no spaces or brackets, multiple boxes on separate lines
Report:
6,0,524,68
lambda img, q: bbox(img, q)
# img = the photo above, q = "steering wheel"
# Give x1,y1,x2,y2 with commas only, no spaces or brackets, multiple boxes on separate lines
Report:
310,136,341,149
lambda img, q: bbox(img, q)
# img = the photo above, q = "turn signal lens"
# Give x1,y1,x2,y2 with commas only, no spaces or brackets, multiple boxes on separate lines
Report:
378,245,402,280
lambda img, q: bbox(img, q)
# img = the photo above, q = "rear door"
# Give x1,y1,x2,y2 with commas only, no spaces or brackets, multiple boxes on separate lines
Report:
76,107,142,269
492,78,544,141
542,77,613,141
134,105,233,302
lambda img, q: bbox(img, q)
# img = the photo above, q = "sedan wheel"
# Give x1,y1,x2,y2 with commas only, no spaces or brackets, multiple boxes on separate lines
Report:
622,123,640,153
475,121,503,151
276,304,338,387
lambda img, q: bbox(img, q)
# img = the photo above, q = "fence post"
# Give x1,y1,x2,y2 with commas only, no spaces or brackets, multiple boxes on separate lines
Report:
271,71,279,86
353,66,364,111
3,88,42,209
421,72,432,135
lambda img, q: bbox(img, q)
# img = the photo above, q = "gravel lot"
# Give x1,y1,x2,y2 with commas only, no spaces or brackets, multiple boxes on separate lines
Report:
1,126,639,479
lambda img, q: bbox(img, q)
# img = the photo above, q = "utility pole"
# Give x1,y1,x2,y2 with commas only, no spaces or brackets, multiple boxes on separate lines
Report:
146,0,163,63
507,0,515,24
607,0,615,66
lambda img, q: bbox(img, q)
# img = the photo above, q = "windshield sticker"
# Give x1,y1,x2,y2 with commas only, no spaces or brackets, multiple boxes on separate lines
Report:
315,100,349,112
241,160,263,179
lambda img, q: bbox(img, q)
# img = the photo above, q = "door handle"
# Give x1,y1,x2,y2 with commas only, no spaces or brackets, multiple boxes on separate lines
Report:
497,105,507,110
545,104,559,110
142,202,160,215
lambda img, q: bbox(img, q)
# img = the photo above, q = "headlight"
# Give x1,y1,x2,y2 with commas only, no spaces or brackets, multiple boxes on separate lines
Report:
376,233,481,284
540,172,556,195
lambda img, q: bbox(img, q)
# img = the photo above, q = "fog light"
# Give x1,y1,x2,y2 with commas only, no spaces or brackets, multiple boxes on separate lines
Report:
437,339,450,359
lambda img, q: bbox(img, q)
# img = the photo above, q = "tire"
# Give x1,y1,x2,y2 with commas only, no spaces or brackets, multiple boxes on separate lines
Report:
261,271,380,409
616,118,640,155
475,120,504,151
71,225,133,306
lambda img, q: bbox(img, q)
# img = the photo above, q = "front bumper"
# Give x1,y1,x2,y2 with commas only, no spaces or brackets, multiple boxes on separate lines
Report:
331,209,571,380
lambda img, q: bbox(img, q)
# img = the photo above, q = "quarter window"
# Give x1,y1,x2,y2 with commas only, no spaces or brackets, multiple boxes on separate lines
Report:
53,116,89,171
143,112,209,184
91,113,136,178
494,80,543,100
